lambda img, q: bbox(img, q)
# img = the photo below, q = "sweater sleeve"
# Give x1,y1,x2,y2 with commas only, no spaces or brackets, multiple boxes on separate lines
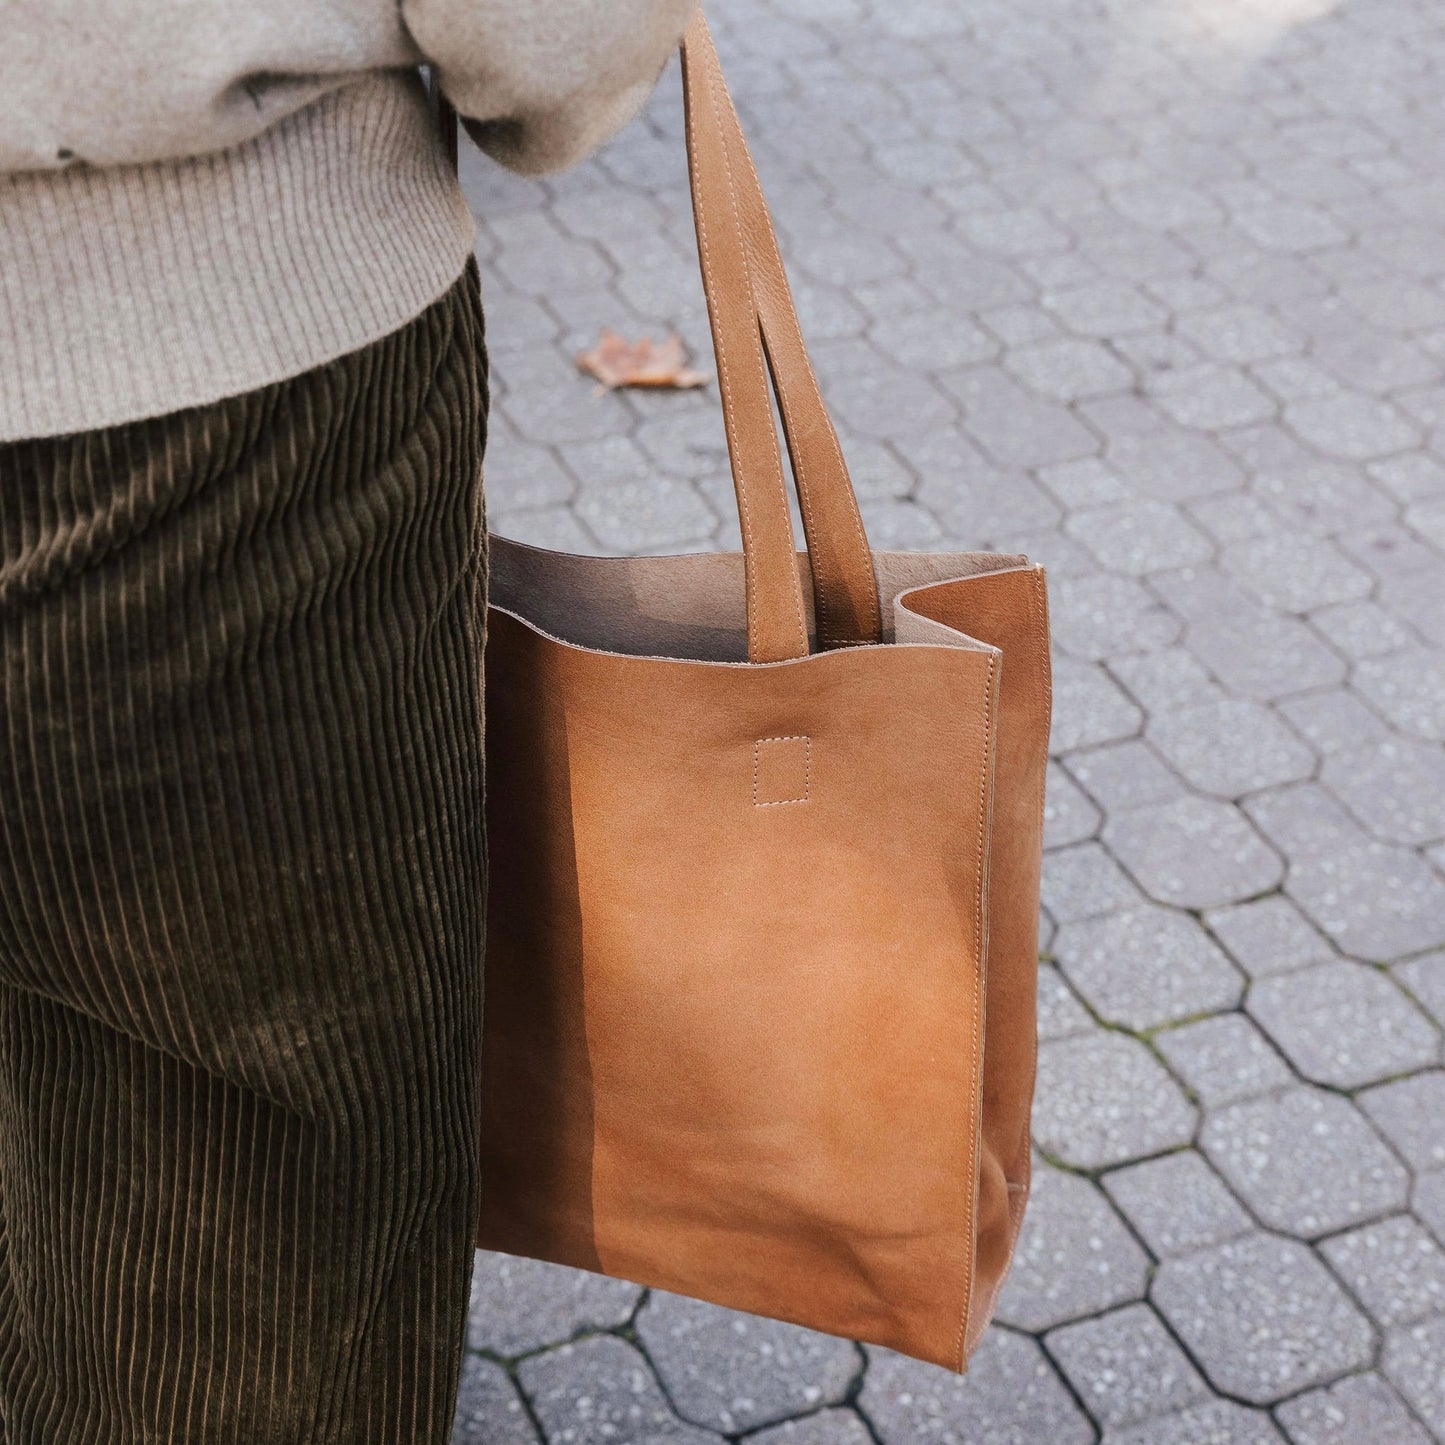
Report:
401,0,697,176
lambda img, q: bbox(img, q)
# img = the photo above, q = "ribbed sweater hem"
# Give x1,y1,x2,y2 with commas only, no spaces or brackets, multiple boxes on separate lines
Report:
0,71,477,444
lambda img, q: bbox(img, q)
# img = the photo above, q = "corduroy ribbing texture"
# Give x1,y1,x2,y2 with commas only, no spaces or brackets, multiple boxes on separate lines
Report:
0,263,489,1443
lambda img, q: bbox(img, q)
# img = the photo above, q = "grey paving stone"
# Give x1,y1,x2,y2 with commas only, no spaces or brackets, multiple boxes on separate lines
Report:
485,427,576,511
1039,455,1130,510
1069,389,1163,442
859,1329,1094,1445
494,347,626,447
1322,738,1445,847
467,1253,642,1357
1275,1372,1433,1445
1067,499,1214,576
1219,534,1374,615
1041,841,1147,923
1105,429,1246,503
1232,429,1397,541
1285,837,1445,963
869,309,998,371
1359,1072,1445,1173
451,1356,542,1445
480,287,563,354
1044,760,1102,849
1186,491,1284,545
1049,657,1146,755
1382,568,1445,650
1340,276,1445,331
1039,904,1058,957
573,473,717,554
1205,895,1333,979
1243,782,1360,860
1034,1031,1198,1169
1156,1013,1296,1108
1054,904,1243,1030
487,214,614,295
1330,320,1433,402
1176,304,1302,365
1247,963,1440,1089
1148,363,1278,431
1005,336,1134,401
1382,1316,1445,1440
1152,1233,1374,1404
1104,795,1284,909
745,1409,874,1444
517,1335,722,1445
980,302,1067,348
1146,699,1316,799
943,368,1099,469
1309,599,1415,663
1108,647,1227,714
1354,648,1445,743
1340,526,1441,583
1395,951,1445,1026
822,352,957,442
1103,1399,1286,1444
1284,393,1420,460
1047,1302,1209,1429
1063,739,1190,813
1201,1087,1410,1239
995,1162,1150,1331
1046,571,1184,662
633,1292,857,1435
1152,573,1346,702
1104,1150,1254,1258
1276,688,1392,759
1371,451,1445,505
1237,202,1349,253
907,443,1065,542
1037,962,1096,1041
1417,1170,1445,1249
489,503,605,555
1251,355,1341,405
1320,1216,1445,1329
1407,495,1445,551
855,497,945,549
1044,279,1166,338
629,407,728,482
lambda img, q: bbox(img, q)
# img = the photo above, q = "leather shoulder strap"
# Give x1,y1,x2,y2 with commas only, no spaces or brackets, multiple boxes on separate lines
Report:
681,15,882,651
437,14,883,661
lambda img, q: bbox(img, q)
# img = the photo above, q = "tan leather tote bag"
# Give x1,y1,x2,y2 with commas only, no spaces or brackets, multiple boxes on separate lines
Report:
472,13,1052,1374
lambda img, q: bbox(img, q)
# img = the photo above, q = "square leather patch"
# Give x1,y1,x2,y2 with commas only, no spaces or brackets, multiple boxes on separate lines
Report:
754,736,810,806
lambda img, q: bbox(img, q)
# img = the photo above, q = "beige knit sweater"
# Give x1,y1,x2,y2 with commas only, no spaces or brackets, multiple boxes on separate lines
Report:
0,0,695,443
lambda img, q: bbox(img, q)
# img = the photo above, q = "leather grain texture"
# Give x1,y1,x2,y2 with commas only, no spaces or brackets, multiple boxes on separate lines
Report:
472,12,1051,1374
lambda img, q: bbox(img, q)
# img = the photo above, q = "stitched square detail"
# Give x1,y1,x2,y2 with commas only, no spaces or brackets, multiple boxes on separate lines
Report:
754,736,810,807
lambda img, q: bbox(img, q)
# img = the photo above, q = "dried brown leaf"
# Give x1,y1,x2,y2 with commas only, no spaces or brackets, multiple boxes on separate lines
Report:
577,328,709,390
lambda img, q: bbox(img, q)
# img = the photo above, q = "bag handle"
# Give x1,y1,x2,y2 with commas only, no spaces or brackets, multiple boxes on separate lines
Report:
680,13,882,657
439,10,884,662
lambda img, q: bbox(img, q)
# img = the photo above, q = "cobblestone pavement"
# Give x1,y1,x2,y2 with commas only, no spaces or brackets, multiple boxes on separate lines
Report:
453,0,1445,1439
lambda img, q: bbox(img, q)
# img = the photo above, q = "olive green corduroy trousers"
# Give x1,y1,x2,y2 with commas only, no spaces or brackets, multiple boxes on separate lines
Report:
0,263,489,1443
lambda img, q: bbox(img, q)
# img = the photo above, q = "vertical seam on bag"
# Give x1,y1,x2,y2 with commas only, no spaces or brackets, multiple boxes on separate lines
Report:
703,51,809,660
1017,563,1051,1173
959,650,998,1372
1016,569,1050,1177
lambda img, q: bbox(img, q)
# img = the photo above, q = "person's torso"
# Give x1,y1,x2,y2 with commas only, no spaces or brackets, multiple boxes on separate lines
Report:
0,4,477,445
2,0,423,176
